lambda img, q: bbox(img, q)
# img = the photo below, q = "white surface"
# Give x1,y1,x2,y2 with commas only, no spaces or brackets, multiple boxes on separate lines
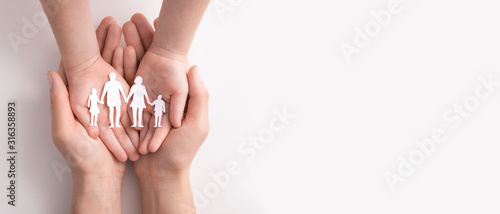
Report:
1,0,500,213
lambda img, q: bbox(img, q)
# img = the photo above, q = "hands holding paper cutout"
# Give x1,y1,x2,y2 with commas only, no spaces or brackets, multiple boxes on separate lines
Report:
42,0,210,212
42,0,209,161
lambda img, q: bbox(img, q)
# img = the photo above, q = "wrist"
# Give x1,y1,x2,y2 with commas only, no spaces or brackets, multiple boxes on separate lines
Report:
136,167,190,185
137,170,196,214
71,174,123,214
71,162,126,183
72,173,123,191
149,40,189,63
134,159,192,179
64,50,101,77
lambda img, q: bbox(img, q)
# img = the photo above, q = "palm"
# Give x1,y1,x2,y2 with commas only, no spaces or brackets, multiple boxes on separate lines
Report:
136,51,188,108
137,51,188,115
134,50,189,153
66,57,139,162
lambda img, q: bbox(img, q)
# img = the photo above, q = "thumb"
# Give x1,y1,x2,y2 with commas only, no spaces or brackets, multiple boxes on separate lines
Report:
185,66,209,125
48,70,75,132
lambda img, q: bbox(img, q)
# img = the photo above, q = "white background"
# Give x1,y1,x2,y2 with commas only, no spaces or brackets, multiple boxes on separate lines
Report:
1,0,500,213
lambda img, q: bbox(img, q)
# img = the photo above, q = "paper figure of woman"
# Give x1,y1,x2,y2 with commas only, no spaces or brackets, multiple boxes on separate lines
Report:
126,76,151,127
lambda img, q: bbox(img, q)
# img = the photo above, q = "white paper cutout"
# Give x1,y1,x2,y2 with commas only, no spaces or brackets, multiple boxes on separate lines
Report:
100,73,127,128
88,88,104,126
126,76,151,128
151,95,166,127
88,74,167,129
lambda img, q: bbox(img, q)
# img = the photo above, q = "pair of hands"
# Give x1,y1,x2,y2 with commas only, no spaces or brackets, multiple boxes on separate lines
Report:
60,14,191,162
48,15,209,213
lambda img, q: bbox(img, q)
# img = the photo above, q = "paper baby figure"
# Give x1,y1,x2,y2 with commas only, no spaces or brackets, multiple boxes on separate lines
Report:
88,88,104,126
126,76,151,128
151,95,166,127
100,72,127,128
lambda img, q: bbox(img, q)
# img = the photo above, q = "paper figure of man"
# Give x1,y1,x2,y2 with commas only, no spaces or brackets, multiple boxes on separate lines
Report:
100,72,127,128
150,95,166,127
87,88,103,126
126,76,151,127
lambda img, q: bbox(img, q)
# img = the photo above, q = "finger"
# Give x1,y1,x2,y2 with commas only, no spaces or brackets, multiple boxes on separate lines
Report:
169,88,188,128
139,114,154,155
153,18,158,29
185,66,209,124
139,112,151,143
131,13,155,50
112,46,124,77
121,103,140,149
123,114,140,150
57,61,68,86
148,112,171,153
123,46,137,86
98,126,128,162
123,21,145,62
96,16,117,52
112,123,139,161
102,23,122,64
48,70,74,131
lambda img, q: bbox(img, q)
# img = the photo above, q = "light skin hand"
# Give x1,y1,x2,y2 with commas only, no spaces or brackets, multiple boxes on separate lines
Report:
123,13,182,155
64,22,139,162
141,0,210,131
48,70,125,214
132,65,209,214
123,4,208,154
41,0,140,161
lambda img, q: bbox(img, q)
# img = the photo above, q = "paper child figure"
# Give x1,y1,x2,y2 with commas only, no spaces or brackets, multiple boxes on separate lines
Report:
88,88,103,126
126,76,151,127
100,73,127,128
150,95,166,127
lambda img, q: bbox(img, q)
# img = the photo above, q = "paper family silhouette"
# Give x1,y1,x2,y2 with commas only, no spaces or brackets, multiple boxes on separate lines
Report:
87,73,166,128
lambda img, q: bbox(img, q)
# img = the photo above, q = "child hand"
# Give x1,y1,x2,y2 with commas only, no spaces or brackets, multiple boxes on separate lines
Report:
58,17,140,162
123,14,182,154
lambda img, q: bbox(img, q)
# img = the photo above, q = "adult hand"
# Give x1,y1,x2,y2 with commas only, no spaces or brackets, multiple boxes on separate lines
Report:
133,65,209,214
48,69,125,214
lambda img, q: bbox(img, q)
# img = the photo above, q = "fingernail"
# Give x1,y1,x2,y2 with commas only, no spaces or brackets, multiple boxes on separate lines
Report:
47,72,53,88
